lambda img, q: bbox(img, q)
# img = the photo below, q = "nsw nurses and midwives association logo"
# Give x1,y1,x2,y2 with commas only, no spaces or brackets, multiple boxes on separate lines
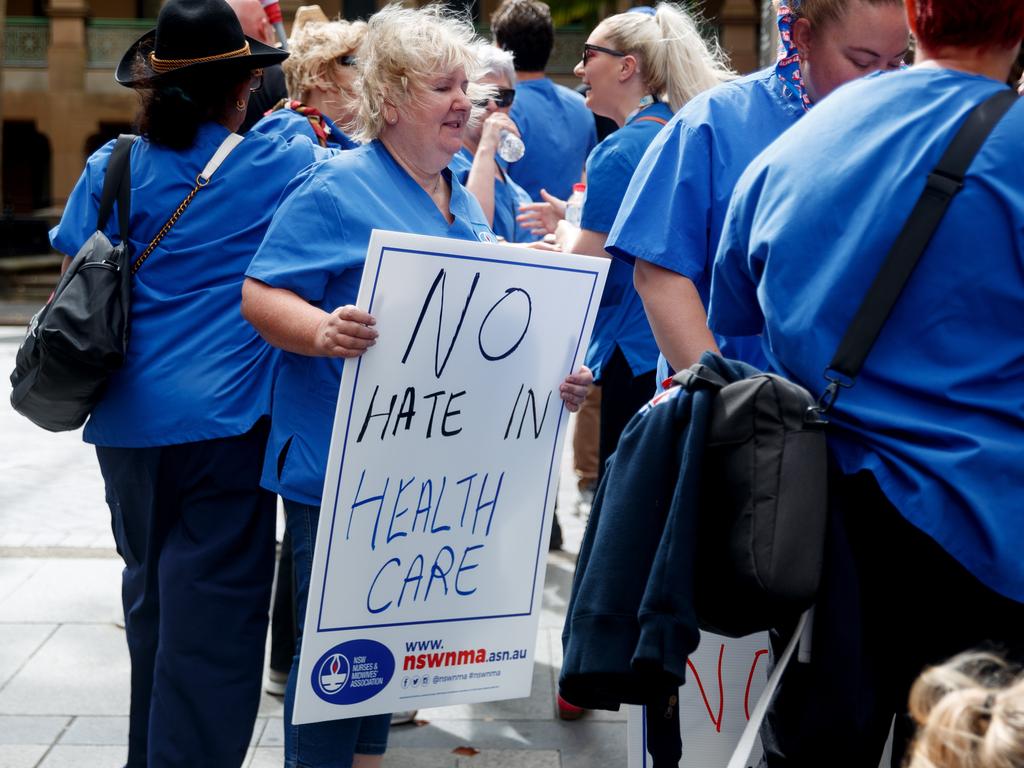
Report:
317,652,350,694
311,639,396,705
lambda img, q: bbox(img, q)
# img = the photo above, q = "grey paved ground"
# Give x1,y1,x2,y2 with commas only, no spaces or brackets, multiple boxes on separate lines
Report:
0,328,624,768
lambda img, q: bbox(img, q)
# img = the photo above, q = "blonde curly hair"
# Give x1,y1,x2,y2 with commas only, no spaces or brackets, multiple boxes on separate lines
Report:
283,18,367,102
908,652,1024,768
350,3,485,143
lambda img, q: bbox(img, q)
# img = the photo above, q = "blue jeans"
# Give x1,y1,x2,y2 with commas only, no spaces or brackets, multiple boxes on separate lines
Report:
283,499,391,768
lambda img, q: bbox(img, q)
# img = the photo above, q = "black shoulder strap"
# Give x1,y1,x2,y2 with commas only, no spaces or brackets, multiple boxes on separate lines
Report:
818,89,1018,411
96,134,135,242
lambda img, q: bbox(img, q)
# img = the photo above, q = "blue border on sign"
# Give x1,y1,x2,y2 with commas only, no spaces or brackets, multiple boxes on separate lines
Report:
315,245,600,633
642,705,648,767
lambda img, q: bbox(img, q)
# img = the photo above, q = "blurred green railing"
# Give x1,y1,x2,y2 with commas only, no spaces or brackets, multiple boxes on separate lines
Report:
86,19,154,68
1,17,157,69
2,17,48,68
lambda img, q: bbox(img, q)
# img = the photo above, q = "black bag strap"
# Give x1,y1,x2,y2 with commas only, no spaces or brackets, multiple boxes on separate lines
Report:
815,89,1018,414
96,134,135,244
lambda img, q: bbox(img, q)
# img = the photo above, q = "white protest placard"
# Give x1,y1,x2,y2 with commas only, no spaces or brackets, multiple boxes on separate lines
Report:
627,631,770,768
293,229,608,724
627,631,894,767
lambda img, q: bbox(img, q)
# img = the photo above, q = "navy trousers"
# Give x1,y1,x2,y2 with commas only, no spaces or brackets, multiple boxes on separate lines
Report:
761,470,1024,768
597,346,655,483
96,419,276,768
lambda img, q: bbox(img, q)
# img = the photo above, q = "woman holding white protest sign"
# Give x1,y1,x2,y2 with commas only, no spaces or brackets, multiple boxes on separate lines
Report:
241,5,591,765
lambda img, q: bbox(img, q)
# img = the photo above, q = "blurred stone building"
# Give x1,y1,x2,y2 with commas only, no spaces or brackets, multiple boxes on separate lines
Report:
0,0,766,215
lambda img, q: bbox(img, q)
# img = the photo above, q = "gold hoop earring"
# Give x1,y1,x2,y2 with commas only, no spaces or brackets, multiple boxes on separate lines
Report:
236,99,246,112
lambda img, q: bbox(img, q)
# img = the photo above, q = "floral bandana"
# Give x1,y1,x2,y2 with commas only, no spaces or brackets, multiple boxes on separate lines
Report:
268,98,334,147
775,3,812,111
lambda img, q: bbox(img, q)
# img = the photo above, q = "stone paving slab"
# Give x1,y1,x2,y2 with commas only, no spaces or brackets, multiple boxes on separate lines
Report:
0,336,110,553
0,744,49,768
256,688,285,719
256,717,283,747
459,750,561,768
0,562,42,605
0,625,56,689
387,718,627,768
0,560,122,624
244,744,563,768
0,716,69,745
0,624,130,716
35,745,127,767
55,716,128,746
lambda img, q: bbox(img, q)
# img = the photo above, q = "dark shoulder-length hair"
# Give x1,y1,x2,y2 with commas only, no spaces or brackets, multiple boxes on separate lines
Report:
133,59,253,149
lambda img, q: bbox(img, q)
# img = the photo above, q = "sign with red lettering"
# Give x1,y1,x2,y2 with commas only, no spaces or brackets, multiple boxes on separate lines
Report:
627,631,895,766
627,631,770,767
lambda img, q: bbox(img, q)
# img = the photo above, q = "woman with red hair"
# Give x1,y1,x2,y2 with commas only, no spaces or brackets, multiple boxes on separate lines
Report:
710,0,1023,765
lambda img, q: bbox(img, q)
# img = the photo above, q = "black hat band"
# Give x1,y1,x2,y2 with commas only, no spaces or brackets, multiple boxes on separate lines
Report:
148,41,251,73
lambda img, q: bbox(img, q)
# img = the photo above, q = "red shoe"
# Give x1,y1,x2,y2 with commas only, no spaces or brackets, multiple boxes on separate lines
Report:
558,694,585,721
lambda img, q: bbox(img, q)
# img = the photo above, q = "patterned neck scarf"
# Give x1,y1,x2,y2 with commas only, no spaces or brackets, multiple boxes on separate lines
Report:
269,99,334,147
775,3,812,111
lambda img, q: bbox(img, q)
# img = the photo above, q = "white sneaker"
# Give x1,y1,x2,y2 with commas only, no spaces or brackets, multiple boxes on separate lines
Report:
264,668,289,697
390,710,418,726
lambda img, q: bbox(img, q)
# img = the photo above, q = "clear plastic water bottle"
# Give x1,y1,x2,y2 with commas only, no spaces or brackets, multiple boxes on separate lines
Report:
497,129,526,163
565,183,586,228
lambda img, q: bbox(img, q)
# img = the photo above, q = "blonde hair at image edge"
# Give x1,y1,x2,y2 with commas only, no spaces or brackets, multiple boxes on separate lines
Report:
597,2,735,113
283,19,367,101
350,2,487,144
907,652,1024,768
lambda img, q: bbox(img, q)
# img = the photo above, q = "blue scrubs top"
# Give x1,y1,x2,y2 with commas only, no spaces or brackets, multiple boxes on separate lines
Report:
507,78,597,201
449,147,537,243
606,67,804,372
50,123,329,447
710,68,1024,602
250,106,358,150
246,140,495,505
581,102,671,381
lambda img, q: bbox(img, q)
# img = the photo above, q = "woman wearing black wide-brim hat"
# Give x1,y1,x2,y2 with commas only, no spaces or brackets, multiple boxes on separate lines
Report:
48,0,334,765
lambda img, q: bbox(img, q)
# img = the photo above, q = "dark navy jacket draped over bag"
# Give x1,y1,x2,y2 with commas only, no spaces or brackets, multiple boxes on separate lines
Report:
561,353,759,765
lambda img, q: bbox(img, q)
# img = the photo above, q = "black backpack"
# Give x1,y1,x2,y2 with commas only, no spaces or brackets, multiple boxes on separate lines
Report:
10,134,135,432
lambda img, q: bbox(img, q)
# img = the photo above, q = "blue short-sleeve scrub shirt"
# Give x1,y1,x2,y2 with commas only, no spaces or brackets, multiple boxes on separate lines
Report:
246,140,496,505
581,101,672,382
507,78,597,202
709,68,1024,602
449,147,537,243
605,67,805,371
250,107,359,150
50,123,330,447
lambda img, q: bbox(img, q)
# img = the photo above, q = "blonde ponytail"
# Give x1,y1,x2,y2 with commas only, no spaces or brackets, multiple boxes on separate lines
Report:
600,2,734,112
907,653,1024,768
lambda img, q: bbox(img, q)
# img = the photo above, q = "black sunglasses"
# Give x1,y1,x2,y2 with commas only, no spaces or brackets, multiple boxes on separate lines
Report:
472,87,516,109
582,43,626,63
